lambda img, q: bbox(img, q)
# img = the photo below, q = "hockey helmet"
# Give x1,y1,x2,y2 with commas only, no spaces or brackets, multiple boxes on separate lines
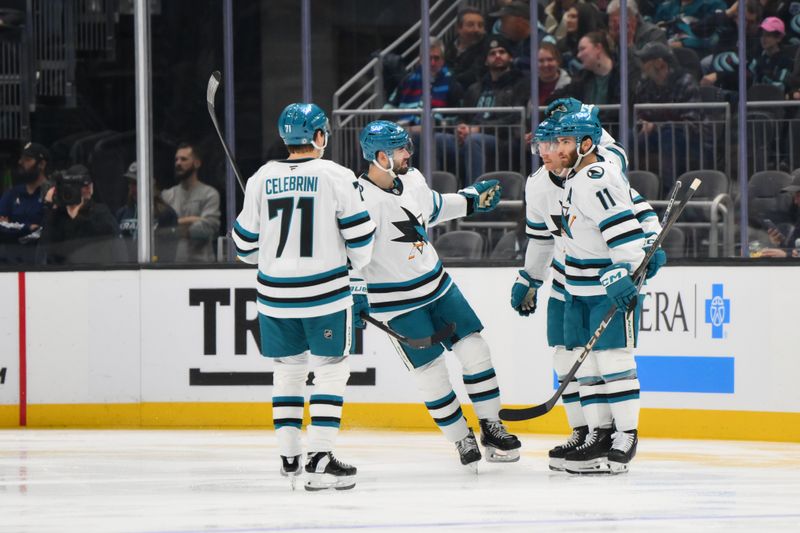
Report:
554,104,602,148
278,103,330,146
531,118,557,156
359,120,414,162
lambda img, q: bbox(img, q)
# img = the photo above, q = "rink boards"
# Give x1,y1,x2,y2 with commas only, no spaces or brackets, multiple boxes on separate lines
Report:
0,266,798,442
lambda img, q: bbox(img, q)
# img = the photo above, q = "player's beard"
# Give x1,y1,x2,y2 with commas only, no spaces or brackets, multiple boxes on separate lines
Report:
394,157,410,175
560,150,578,170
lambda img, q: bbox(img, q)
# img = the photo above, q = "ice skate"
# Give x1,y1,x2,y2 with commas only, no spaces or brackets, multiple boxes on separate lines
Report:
304,451,357,491
548,425,589,472
564,427,613,475
280,455,302,490
455,428,482,472
479,419,521,462
607,429,638,474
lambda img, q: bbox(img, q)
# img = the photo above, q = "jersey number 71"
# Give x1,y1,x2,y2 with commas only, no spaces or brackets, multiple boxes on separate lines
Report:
268,197,314,257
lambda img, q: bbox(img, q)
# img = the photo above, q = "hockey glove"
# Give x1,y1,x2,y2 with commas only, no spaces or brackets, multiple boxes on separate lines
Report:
599,263,638,310
510,270,543,316
459,179,502,213
351,278,369,329
544,97,582,119
645,246,667,279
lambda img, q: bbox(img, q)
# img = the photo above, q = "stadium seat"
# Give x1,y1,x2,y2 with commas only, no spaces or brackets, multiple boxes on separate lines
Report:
489,231,521,260
661,226,686,259
748,170,792,226
628,170,661,201
434,230,484,260
473,171,525,200
431,171,458,194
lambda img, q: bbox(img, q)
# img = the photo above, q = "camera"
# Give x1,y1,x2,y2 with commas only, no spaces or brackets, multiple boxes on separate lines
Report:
55,168,91,206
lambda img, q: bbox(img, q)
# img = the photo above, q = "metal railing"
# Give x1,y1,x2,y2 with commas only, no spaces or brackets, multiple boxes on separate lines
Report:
332,106,528,184
651,195,735,258
332,0,495,113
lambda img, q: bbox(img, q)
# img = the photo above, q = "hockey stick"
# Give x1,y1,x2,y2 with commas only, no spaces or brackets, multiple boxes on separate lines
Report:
499,178,701,422
207,71,452,350
624,180,683,324
206,70,247,193
360,313,456,349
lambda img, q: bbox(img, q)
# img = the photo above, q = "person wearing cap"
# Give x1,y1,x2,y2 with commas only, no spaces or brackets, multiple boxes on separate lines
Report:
633,41,701,195
0,142,52,260
761,173,800,258
491,0,556,71
444,6,488,90
451,34,530,183
115,161,177,240
40,164,118,264
748,17,793,95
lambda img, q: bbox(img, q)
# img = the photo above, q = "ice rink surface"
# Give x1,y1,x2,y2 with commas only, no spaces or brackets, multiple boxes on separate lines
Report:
1,429,799,533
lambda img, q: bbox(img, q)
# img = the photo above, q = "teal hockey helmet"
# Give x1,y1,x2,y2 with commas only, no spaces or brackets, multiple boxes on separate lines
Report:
359,120,414,162
531,118,557,156
278,103,330,146
554,104,602,148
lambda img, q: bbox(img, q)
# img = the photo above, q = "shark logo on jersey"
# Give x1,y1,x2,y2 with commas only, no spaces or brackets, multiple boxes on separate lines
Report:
587,166,605,179
560,189,575,239
391,207,429,259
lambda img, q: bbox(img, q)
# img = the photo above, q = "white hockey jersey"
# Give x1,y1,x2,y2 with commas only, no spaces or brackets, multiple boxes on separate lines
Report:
232,157,375,318
560,160,647,297
357,168,468,320
524,145,659,302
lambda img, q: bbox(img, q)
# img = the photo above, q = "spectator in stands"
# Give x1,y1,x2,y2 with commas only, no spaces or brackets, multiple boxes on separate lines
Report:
160,143,221,263
491,0,555,72
445,6,488,90
633,42,702,194
607,0,667,55
550,31,637,105
450,35,531,183
704,16,793,95
556,3,605,75
544,0,583,40
653,0,727,59
761,174,800,257
538,42,572,105
116,161,178,239
0,142,51,263
39,164,118,264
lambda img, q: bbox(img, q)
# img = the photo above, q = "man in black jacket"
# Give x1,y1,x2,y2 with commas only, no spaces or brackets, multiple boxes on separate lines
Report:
40,164,119,264
444,6,488,91
447,35,530,183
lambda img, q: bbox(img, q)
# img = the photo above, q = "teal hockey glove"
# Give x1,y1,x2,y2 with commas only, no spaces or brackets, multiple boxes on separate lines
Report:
351,278,368,329
643,237,667,280
459,179,502,213
599,263,638,309
510,270,543,316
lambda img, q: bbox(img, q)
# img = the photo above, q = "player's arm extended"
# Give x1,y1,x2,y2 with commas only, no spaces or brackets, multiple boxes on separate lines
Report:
231,174,262,264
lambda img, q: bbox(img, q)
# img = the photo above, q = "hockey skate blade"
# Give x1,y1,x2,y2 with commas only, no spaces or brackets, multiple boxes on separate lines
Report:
608,460,630,475
304,474,356,491
564,458,612,475
484,446,520,463
548,458,566,472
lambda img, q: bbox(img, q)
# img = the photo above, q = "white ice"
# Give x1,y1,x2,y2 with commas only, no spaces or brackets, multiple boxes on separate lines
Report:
1,429,799,533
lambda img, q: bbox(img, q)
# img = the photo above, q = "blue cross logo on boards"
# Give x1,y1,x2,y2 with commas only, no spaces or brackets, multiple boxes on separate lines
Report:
704,283,730,339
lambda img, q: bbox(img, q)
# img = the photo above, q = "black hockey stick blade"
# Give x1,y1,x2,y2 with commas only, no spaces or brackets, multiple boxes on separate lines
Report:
360,313,455,349
206,71,247,193
500,178,702,422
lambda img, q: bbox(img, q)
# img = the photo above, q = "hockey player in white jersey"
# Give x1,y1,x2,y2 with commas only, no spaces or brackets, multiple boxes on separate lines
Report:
355,120,521,468
511,109,665,472
550,104,650,474
232,103,375,491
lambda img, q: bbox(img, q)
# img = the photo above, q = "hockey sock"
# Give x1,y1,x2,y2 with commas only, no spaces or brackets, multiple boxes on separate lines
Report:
412,356,469,442
597,348,640,432
273,354,309,457
307,356,350,453
553,346,587,429
452,333,501,420
574,350,612,430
